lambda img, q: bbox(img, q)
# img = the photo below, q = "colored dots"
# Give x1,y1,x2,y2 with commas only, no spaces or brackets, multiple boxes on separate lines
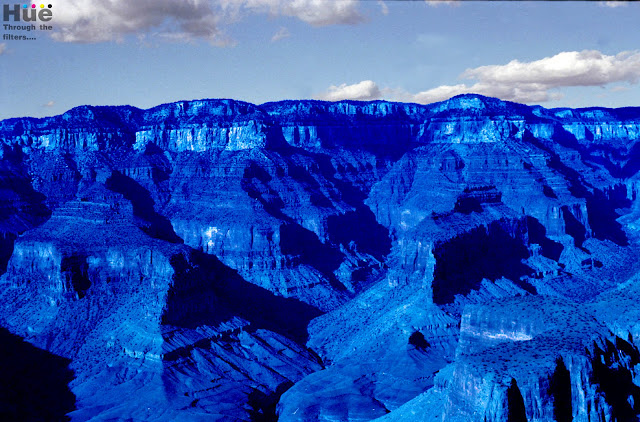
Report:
40,4,44,8
48,4,52,7
31,4,35,8
23,4,27,8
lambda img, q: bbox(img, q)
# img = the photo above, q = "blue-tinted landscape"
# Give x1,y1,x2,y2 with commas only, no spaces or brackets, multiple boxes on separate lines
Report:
0,93,639,420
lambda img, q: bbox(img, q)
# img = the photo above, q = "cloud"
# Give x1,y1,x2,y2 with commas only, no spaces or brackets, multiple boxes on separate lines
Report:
445,49,640,103
395,83,563,104
462,50,640,89
315,80,382,101
51,0,363,44
393,84,471,104
52,0,229,44
271,26,290,42
43,101,55,107
0,44,6,55
598,0,628,7
277,0,363,26
237,0,363,26
378,1,389,16
316,50,640,104
424,0,460,8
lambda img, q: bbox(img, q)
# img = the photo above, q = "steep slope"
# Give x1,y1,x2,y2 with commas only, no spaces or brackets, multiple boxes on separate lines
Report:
0,94,639,421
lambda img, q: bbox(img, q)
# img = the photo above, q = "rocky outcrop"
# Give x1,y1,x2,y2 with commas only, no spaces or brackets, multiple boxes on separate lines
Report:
441,296,640,422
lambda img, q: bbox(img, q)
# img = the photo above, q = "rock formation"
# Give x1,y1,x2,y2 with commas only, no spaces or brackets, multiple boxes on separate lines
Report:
0,94,639,421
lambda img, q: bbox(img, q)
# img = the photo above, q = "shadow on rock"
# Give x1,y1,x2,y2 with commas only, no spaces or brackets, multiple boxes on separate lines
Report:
507,379,527,422
162,249,323,344
105,170,182,243
432,221,535,305
586,189,629,247
549,358,572,422
327,205,391,261
0,327,76,422
592,338,640,420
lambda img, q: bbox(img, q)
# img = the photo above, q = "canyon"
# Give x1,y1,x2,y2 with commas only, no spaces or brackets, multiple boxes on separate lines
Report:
0,94,639,421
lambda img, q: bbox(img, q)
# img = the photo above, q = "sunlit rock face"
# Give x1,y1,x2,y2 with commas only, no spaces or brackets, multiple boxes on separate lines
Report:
0,94,640,421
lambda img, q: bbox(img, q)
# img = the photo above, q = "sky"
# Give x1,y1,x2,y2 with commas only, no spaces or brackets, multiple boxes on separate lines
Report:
0,0,639,119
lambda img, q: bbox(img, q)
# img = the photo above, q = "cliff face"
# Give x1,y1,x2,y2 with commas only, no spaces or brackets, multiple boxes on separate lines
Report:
442,296,639,422
1,94,640,421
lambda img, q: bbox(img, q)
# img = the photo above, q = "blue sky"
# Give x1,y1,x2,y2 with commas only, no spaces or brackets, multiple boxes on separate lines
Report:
1,0,639,119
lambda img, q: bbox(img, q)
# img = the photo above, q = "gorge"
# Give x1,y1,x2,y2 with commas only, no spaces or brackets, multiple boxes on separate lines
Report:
0,93,639,421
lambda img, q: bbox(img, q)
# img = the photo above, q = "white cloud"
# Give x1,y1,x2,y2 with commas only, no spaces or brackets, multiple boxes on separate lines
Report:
315,80,382,101
238,0,363,26
424,0,460,8
598,1,628,7
378,1,389,16
51,0,362,44
442,49,640,103
271,26,290,42
52,0,228,44
0,44,6,55
43,101,55,107
394,84,471,104
401,83,563,104
462,50,640,89
316,50,640,104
